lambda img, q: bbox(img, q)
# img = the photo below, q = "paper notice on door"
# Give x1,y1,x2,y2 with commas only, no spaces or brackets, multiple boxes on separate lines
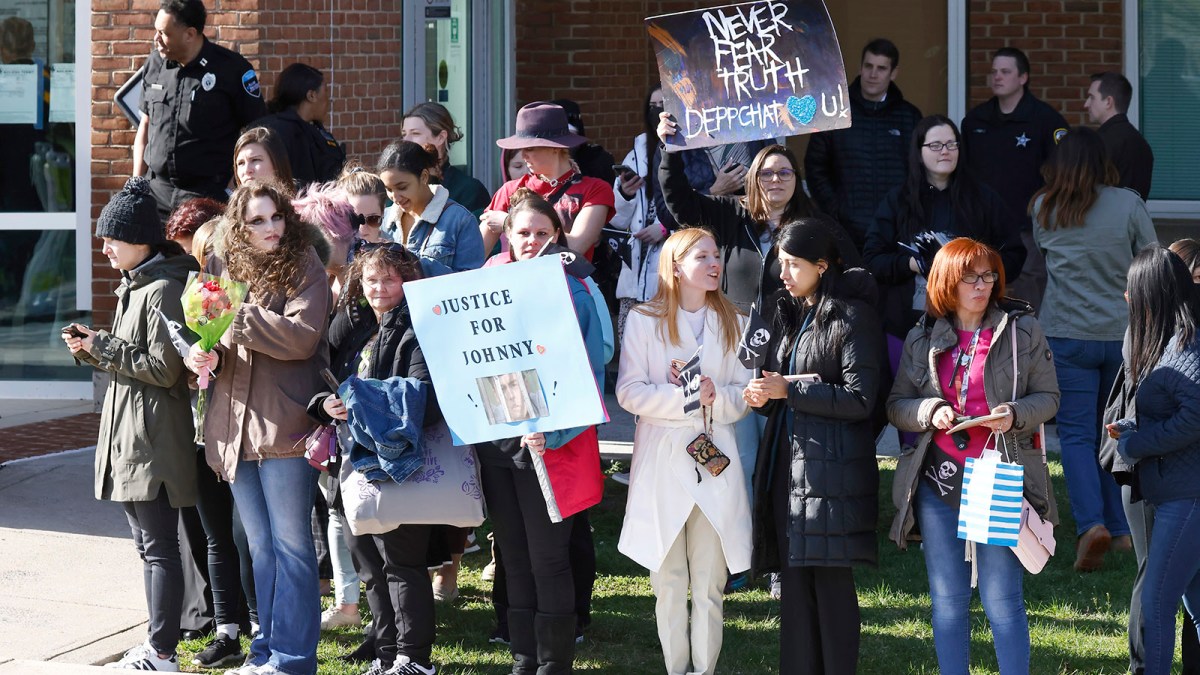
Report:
49,64,75,123
0,64,39,124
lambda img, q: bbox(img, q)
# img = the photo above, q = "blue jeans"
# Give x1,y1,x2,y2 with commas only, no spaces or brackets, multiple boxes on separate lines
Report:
916,483,1030,674
1141,498,1200,675
229,457,320,675
1047,337,1130,537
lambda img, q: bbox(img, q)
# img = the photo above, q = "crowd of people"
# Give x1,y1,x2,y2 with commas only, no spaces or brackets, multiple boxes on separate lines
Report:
59,1,1199,674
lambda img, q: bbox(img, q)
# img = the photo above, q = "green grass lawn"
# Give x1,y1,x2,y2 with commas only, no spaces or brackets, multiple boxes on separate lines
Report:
180,458,1173,674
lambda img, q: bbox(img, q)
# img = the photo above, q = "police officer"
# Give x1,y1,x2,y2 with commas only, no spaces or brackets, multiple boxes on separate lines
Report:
133,0,267,220
962,46,1068,310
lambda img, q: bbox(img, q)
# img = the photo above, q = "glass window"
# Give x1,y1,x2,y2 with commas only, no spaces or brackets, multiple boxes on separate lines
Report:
1140,0,1200,201
0,0,88,383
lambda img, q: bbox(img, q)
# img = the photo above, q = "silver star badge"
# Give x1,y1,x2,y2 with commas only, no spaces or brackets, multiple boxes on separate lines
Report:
1015,133,1030,148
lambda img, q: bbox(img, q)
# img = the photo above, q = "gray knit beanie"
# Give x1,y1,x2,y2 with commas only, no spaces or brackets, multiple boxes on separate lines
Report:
96,177,164,244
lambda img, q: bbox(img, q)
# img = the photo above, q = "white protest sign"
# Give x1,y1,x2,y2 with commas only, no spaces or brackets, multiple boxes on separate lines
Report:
404,255,608,445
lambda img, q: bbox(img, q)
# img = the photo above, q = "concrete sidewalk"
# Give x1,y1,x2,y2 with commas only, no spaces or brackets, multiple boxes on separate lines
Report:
0,449,147,668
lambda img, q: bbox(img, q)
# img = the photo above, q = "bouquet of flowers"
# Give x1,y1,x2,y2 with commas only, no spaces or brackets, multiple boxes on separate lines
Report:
181,272,248,421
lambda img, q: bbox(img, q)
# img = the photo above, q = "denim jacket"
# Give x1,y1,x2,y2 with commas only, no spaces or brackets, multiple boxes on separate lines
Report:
383,184,484,277
340,375,427,484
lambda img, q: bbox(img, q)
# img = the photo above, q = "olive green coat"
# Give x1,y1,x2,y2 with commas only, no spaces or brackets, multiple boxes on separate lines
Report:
80,252,199,507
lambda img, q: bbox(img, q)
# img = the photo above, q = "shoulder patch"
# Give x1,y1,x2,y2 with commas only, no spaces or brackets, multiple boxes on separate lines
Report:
242,69,261,98
1053,128,1068,144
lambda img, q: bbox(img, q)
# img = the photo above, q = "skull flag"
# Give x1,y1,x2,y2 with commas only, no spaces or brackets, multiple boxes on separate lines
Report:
736,303,771,370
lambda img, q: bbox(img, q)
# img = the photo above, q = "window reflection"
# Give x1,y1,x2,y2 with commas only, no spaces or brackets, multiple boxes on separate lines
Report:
0,229,88,380
0,6,76,213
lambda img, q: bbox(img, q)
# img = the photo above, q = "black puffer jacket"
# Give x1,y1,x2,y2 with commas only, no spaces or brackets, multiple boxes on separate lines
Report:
751,269,884,571
863,180,1027,338
803,78,923,249
659,148,859,312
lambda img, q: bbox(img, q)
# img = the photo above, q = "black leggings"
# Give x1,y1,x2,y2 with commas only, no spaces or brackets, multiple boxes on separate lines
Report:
481,463,575,616
123,486,184,655
193,448,257,627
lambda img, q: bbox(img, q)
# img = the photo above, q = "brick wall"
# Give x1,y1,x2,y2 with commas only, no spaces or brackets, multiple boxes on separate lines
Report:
89,0,404,328
967,0,1124,125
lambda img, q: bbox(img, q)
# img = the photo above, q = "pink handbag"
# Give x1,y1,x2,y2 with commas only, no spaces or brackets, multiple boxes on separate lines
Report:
1007,323,1056,573
302,424,336,472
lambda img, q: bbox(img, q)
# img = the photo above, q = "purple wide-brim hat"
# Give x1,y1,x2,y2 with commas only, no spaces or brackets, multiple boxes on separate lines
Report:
496,101,588,150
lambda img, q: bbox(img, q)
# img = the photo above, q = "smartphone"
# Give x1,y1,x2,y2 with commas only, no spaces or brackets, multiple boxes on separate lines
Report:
612,164,636,177
320,368,341,393
783,373,822,384
61,324,86,339
670,359,687,371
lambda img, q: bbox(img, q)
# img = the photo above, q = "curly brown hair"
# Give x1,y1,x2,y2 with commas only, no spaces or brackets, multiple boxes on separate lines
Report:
221,180,315,296
338,243,424,313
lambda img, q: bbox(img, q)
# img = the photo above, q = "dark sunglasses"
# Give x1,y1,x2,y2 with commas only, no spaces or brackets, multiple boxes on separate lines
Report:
350,212,384,228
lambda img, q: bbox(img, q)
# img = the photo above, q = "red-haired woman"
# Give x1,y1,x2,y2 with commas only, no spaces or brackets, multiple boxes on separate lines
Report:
887,238,1059,674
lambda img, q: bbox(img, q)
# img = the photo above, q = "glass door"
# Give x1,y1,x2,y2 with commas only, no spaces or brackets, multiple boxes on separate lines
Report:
403,0,514,193
0,0,91,394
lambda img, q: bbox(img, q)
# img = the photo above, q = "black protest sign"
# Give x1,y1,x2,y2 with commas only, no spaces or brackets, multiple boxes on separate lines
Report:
645,0,849,150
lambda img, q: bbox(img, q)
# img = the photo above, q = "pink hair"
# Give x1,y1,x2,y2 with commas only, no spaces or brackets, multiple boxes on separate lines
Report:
293,181,355,244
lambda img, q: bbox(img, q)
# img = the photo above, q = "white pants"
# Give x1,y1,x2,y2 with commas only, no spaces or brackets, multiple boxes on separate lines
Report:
649,505,728,675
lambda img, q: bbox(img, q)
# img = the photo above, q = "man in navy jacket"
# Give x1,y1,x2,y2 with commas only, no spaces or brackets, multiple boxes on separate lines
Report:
962,47,1068,310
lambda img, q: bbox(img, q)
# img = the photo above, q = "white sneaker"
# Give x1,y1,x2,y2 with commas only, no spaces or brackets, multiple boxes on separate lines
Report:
106,642,179,671
611,471,630,485
223,666,261,675
321,606,361,629
385,656,436,675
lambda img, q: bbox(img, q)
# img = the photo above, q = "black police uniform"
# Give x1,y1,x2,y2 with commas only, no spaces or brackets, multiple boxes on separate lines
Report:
962,91,1068,309
252,108,346,187
140,38,267,219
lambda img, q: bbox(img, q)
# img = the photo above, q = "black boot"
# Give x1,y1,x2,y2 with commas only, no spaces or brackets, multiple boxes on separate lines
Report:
508,608,538,675
534,612,576,675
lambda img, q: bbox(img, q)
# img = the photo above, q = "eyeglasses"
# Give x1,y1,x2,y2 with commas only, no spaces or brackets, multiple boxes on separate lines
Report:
351,212,384,227
758,169,796,183
923,141,960,152
960,271,999,285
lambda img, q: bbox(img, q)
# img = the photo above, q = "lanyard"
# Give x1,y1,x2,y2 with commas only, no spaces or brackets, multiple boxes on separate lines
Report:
949,326,983,413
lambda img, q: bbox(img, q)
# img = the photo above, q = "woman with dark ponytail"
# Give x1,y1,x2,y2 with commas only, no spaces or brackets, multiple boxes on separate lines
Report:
377,140,484,278
254,62,345,186
743,219,884,675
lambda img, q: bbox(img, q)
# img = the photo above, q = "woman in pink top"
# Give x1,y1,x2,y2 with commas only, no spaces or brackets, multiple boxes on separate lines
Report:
887,238,1060,674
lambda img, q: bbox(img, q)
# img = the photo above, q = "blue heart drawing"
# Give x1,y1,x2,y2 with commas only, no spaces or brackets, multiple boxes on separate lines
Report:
787,95,817,125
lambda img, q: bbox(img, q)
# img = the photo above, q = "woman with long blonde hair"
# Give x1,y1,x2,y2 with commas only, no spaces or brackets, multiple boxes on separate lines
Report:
616,228,752,675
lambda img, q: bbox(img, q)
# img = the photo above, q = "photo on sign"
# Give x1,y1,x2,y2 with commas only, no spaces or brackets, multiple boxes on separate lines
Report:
477,369,550,425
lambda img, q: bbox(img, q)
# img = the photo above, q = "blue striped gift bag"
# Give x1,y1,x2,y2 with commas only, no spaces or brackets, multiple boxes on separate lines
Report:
957,447,1024,547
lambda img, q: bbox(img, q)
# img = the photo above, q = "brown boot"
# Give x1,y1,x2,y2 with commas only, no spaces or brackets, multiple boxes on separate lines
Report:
1111,534,1134,553
1074,524,1112,572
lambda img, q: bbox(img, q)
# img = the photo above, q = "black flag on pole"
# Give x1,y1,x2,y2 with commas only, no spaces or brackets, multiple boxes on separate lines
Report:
736,303,771,370
680,345,703,414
